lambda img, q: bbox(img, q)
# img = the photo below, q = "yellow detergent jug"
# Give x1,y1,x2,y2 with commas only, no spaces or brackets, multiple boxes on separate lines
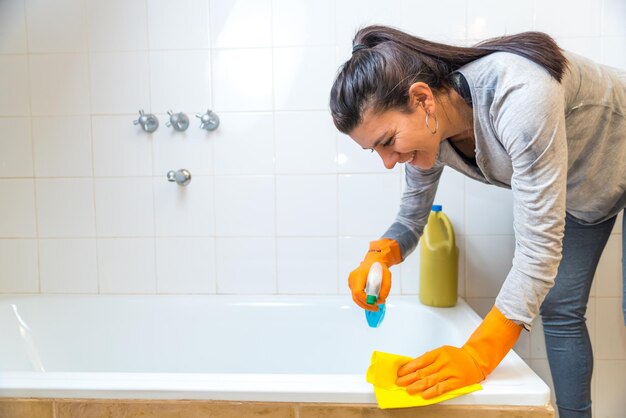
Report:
419,205,458,307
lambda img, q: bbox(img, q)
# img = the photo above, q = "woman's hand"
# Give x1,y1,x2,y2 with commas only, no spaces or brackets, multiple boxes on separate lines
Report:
348,238,402,311
348,260,392,311
396,306,522,399
396,345,483,399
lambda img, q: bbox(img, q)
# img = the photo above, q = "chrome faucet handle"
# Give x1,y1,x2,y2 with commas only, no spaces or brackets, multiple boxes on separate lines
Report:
133,110,159,133
167,169,192,186
166,110,190,131
195,109,220,131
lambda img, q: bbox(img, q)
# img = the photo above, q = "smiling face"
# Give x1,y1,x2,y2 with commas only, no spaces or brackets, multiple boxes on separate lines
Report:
349,102,442,170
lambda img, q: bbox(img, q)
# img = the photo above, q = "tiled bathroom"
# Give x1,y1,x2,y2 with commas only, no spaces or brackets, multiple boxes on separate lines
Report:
0,0,624,417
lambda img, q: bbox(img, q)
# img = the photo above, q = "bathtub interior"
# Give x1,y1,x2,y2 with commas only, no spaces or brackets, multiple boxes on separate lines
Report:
0,294,550,405
2,295,474,373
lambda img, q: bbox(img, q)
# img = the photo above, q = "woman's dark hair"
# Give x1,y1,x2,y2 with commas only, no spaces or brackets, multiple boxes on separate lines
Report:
330,25,568,133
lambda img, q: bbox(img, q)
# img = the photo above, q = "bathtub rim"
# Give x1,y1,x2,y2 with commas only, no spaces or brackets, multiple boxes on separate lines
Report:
0,294,551,406
0,369,550,406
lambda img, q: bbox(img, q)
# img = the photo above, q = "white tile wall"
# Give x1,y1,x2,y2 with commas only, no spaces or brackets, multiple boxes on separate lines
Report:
272,0,335,46
466,234,515,297
276,175,337,236
212,49,273,111
602,0,626,37
149,51,212,114
273,46,337,111
89,52,151,114
595,235,623,297
467,0,534,39
29,54,91,116
274,111,337,174
595,360,626,418
0,55,30,116
0,239,38,293
33,116,92,177
432,168,466,236
35,178,95,238
401,0,467,40
156,237,216,293
534,0,602,38
98,238,156,294
214,175,275,236
602,37,626,69
93,116,154,177
147,0,210,49
334,0,401,44
338,173,402,236
596,298,626,359
0,1,624,414
0,180,37,237
277,237,338,294
87,0,148,52
94,178,155,237
215,237,276,293
0,0,27,54
210,0,271,48
0,118,33,177
25,0,87,53
465,180,514,235
211,113,274,176
39,238,98,293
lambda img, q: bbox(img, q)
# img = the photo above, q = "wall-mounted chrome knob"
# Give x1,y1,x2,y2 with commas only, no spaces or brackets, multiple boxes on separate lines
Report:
167,169,191,186
195,109,220,131
133,110,159,133
166,110,190,131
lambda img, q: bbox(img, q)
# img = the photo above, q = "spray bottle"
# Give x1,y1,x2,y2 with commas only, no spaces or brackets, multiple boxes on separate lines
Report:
365,262,386,328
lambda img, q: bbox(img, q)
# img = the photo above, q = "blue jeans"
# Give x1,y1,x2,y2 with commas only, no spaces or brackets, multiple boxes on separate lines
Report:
540,211,625,418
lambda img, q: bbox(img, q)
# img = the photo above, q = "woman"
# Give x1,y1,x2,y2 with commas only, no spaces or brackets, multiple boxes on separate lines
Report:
330,25,625,418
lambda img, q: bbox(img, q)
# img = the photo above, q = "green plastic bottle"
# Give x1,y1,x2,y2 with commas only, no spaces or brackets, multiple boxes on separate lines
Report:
419,205,459,307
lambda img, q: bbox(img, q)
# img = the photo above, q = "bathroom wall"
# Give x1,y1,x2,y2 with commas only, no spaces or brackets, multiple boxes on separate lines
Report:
0,0,624,415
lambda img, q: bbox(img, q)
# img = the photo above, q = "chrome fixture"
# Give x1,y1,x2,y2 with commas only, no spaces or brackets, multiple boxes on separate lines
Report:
166,110,190,131
195,109,220,131
133,110,159,133
167,169,192,186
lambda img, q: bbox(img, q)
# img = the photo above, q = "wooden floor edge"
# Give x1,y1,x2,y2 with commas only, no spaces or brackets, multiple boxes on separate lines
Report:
0,397,555,418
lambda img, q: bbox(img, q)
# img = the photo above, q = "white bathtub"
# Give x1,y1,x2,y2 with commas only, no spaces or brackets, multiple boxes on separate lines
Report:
0,294,549,406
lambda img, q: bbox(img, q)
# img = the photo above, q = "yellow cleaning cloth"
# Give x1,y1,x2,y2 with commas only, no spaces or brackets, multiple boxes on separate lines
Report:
366,350,482,409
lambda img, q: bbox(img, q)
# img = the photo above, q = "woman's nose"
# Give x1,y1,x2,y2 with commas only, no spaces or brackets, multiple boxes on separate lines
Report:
377,149,398,170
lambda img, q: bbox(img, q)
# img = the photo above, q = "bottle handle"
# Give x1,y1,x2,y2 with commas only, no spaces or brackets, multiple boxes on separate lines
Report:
442,213,456,249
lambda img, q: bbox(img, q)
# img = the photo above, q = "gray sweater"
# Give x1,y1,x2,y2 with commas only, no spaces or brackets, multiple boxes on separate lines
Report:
384,51,626,329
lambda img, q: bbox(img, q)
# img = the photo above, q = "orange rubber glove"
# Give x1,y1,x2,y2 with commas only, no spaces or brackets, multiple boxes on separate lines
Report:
348,238,402,312
396,306,522,399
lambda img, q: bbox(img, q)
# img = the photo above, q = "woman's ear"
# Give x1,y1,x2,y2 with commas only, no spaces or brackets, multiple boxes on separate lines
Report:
408,82,436,113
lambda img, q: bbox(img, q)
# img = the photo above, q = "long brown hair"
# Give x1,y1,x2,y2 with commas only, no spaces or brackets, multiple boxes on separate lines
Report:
329,25,568,134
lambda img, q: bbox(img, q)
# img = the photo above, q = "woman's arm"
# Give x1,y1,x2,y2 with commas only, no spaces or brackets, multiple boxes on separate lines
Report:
493,71,569,329
383,162,444,259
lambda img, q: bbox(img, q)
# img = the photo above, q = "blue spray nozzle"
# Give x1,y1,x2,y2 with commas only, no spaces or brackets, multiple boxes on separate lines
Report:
365,304,386,328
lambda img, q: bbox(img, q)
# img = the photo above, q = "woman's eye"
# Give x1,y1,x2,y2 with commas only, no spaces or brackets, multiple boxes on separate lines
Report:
382,137,394,147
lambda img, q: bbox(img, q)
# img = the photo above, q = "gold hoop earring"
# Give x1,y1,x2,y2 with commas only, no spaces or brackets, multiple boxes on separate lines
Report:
425,111,438,135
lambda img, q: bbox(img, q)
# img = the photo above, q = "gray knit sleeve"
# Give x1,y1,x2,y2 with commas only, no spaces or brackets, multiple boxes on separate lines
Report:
382,162,443,260
492,73,568,329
